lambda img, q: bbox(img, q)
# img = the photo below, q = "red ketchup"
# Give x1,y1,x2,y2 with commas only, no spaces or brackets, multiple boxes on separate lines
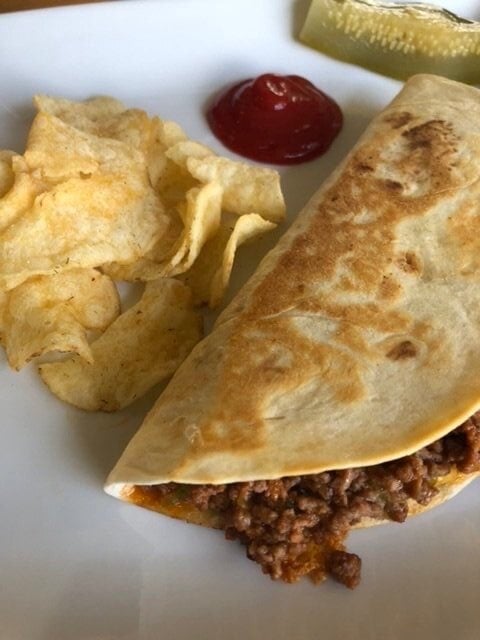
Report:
206,73,343,165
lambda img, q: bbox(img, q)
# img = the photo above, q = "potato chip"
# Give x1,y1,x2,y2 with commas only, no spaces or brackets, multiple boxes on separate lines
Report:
155,118,188,149
157,140,212,208
165,140,212,165
147,147,167,190
34,94,125,133
101,208,183,282
209,214,276,306
0,287,7,341
164,181,222,276
0,156,42,233
0,150,15,197
0,174,167,290
166,143,286,222
15,106,169,290
25,113,145,183
94,109,155,155
39,279,202,411
186,155,285,222
182,212,276,307
155,159,198,208
3,268,119,370
35,94,156,161
102,182,222,282
0,93,284,411
150,135,201,207
147,118,188,190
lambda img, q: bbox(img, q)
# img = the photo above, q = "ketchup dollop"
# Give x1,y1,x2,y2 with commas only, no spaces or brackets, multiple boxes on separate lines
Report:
206,73,343,165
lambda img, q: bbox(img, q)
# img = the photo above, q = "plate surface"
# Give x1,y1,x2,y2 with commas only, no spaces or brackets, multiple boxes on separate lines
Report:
1,1,480,639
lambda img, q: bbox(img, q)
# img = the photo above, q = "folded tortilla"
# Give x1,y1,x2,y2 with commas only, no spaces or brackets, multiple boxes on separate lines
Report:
105,75,480,583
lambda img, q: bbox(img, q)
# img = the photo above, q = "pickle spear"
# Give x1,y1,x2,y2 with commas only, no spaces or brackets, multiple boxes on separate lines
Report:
300,0,480,84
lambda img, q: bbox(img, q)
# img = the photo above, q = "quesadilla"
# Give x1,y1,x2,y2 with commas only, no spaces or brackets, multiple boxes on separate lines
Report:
106,74,480,588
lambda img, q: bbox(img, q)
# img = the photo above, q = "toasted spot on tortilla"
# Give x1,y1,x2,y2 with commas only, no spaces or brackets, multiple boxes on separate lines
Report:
384,111,413,129
397,251,422,275
386,340,418,361
383,179,403,191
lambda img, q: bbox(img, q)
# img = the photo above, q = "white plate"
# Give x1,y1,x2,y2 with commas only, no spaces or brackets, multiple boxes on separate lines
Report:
1,1,480,638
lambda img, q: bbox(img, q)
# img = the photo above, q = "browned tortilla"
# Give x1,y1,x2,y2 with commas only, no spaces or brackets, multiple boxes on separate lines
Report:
106,75,480,500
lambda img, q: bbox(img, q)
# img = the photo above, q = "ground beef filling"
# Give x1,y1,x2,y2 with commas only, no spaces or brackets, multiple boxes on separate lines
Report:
144,413,480,588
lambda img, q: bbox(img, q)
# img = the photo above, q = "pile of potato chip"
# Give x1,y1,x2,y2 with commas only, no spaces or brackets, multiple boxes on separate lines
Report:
0,95,285,411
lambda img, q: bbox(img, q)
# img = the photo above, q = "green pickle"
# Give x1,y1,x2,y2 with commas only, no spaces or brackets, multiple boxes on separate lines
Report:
300,0,480,84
